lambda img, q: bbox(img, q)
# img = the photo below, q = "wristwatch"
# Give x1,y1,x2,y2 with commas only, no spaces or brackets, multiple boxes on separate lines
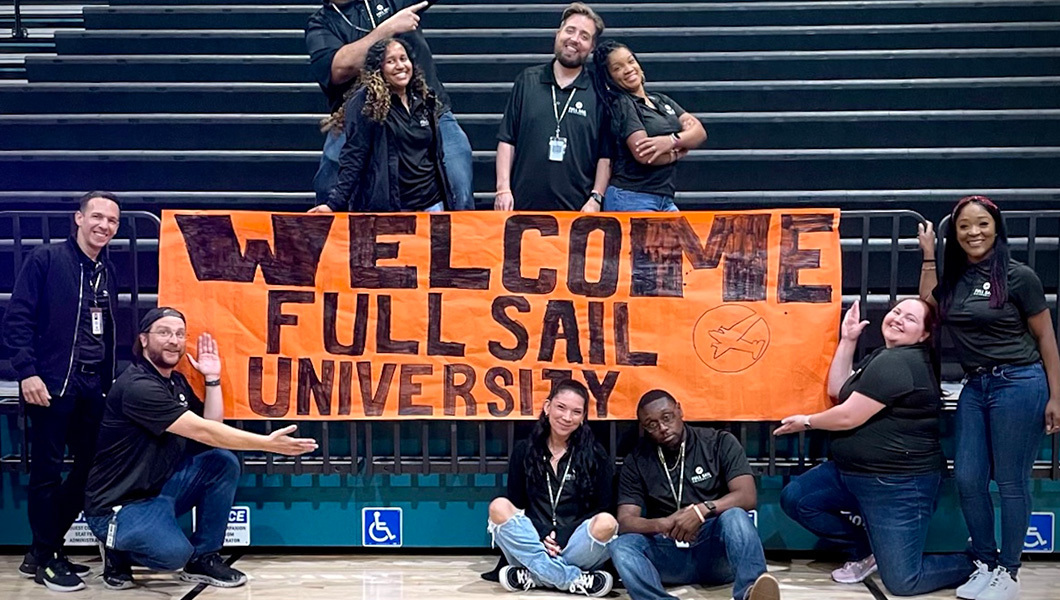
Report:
205,379,222,387
703,500,717,515
589,191,604,204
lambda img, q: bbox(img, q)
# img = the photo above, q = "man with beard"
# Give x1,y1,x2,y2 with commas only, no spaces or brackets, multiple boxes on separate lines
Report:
83,308,318,590
611,390,782,600
495,3,611,212
2,192,120,592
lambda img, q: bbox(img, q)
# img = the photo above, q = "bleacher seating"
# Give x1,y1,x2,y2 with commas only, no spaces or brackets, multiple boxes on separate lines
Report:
0,0,1058,216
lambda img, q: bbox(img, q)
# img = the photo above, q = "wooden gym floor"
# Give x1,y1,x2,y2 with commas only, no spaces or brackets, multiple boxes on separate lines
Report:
1,554,1056,599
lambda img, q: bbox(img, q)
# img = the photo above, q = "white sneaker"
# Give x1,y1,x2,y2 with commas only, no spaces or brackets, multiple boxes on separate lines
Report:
956,560,993,599
831,555,877,584
977,568,1020,600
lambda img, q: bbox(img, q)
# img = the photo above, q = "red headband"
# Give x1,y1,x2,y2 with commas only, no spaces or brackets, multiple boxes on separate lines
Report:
953,195,998,216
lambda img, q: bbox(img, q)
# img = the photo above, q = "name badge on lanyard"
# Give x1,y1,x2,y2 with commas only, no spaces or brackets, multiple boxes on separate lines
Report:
550,85,576,162
90,267,105,336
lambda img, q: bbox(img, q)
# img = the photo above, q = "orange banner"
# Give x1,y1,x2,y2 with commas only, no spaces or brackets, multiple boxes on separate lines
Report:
157,209,840,420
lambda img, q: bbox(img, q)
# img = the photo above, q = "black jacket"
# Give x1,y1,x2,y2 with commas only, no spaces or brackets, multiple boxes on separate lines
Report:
1,238,118,396
326,87,453,212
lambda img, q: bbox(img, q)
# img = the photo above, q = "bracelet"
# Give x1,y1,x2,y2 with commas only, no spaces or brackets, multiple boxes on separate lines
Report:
204,379,222,387
691,503,706,523
922,264,937,270
495,189,512,196
923,259,936,263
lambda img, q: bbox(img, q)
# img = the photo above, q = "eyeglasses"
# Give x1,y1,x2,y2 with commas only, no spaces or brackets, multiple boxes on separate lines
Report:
148,329,186,341
643,411,677,433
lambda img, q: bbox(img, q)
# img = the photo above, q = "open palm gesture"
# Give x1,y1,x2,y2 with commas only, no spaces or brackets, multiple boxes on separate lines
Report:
188,332,222,380
841,300,871,342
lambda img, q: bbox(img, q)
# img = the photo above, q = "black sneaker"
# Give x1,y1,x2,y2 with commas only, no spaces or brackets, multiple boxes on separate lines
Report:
499,565,537,592
180,553,247,588
34,554,86,592
568,570,613,597
20,551,90,578
99,543,135,590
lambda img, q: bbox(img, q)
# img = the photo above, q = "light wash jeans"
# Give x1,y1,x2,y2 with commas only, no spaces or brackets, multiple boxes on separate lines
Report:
488,511,612,590
603,185,679,212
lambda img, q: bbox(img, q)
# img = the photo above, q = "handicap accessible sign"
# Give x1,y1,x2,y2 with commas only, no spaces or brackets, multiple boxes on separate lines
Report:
362,507,402,547
1024,512,1054,553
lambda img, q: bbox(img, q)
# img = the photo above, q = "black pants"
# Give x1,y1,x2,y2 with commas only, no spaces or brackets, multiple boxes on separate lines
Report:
25,370,105,558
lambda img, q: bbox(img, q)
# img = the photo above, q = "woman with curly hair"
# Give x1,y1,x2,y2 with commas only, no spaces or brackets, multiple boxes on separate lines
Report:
487,379,617,597
310,37,452,213
591,40,706,212
918,196,1060,600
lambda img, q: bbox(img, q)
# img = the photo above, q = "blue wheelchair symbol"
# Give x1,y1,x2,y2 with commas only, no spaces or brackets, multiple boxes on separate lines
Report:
1024,512,1054,553
362,507,402,547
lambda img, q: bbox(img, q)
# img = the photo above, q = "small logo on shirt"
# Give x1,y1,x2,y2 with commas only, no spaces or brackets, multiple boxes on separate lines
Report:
419,118,429,127
178,393,188,407
973,281,991,298
375,4,390,19
568,101,588,118
690,465,713,484
663,104,676,115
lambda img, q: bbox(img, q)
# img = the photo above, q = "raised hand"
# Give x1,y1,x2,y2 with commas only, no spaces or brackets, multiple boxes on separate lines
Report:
841,299,870,342
917,220,936,258
383,1,428,36
188,332,222,380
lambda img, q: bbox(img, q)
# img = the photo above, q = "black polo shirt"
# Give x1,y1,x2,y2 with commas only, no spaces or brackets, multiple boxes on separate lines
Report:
73,245,107,366
610,92,686,197
84,360,204,515
498,61,610,211
934,260,1048,372
618,426,752,519
387,93,444,211
305,0,451,113
506,439,613,547
830,344,944,475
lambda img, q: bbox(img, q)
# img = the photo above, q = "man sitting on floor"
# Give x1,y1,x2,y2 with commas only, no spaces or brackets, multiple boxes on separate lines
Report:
610,389,781,600
83,307,317,590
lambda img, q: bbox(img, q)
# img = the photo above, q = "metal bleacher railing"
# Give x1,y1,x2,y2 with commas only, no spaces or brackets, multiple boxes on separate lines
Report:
1,210,1057,480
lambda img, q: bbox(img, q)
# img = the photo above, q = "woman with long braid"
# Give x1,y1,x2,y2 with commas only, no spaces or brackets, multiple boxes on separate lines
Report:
310,37,452,213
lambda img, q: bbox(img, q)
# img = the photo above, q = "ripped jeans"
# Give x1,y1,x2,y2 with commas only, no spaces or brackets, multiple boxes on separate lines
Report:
488,511,612,590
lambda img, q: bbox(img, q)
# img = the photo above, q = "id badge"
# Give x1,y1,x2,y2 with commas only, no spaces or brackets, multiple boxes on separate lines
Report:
90,307,104,336
675,541,690,549
106,515,118,548
548,136,567,162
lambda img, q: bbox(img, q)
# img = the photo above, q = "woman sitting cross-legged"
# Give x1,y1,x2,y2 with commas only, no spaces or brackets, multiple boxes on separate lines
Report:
775,298,975,596
488,379,618,597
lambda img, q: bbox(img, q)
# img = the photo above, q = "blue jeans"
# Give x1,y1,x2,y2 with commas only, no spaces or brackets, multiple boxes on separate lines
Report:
603,185,679,212
784,462,973,595
610,508,765,600
780,461,871,561
488,512,612,589
313,110,475,211
955,362,1048,574
86,449,240,571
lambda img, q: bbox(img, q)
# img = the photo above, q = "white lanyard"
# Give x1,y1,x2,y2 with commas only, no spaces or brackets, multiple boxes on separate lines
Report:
332,1,375,32
546,454,574,528
657,439,685,509
551,84,576,138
